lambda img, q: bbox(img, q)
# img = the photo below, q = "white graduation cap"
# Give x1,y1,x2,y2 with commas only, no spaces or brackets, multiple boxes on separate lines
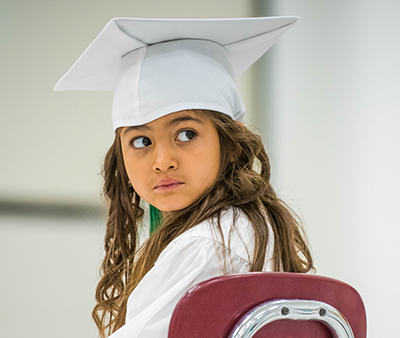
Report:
55,17,299,131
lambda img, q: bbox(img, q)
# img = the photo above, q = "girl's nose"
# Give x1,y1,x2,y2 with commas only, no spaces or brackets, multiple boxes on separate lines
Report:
152,145,178,172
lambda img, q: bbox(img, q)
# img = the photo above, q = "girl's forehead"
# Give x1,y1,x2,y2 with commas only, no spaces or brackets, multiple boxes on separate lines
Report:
140,110,209,127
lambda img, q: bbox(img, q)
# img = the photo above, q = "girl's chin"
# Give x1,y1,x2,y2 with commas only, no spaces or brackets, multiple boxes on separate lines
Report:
147,193,201,212
151,201,191,213
155,205,188,213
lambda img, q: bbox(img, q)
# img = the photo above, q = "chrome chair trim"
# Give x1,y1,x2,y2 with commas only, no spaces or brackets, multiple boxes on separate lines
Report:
228,299,355,338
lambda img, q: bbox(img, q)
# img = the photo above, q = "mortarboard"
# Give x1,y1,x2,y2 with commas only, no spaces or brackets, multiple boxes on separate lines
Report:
55,17,299,131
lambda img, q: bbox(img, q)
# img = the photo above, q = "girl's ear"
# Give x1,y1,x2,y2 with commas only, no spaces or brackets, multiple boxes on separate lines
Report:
231,121,244,162
235,121,245,131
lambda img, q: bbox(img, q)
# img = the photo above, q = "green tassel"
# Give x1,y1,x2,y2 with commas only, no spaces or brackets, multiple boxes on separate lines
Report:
149,204,162,234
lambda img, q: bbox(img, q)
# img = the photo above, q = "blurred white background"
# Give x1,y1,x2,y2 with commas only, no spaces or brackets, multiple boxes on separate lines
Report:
1,1,399,337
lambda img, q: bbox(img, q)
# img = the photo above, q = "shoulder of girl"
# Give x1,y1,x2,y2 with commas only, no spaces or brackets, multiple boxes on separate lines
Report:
162,207,253,252
178,207,248,237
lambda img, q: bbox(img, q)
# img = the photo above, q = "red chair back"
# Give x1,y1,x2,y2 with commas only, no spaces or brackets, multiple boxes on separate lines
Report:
169,272,366,338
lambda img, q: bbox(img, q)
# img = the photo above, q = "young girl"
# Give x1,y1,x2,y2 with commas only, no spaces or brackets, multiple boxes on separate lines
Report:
55,16,314,338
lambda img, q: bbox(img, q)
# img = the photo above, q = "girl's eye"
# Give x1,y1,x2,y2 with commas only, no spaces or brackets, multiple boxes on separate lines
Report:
132,137,152,149
176,130,197,142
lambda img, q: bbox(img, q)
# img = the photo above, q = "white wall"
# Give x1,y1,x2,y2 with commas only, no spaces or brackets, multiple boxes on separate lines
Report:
252,1,400,336
0,213,105,338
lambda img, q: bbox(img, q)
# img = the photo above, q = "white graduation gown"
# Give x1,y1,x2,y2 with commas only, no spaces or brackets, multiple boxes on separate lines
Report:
108,207,274,338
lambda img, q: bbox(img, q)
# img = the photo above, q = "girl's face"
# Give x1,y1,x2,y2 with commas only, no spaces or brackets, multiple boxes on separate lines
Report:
120,110,220,212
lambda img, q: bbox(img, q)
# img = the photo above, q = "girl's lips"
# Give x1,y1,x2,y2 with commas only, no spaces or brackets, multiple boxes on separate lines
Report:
154,178,184,191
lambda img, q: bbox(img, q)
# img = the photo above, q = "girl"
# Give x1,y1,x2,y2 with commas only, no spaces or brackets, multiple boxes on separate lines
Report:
55,17,314,338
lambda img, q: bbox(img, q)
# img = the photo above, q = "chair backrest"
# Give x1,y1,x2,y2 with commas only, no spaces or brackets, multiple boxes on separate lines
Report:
168,272,366,338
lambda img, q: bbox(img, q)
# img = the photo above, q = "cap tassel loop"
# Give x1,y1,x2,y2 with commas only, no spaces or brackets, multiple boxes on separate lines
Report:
149,204,163,234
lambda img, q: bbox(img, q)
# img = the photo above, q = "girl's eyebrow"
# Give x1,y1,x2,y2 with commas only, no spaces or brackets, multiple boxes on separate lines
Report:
123,115,203,135
167,115,204,127
123,124,150,135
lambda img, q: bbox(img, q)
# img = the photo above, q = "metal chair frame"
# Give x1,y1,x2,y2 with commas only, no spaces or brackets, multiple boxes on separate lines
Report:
229,299,354,338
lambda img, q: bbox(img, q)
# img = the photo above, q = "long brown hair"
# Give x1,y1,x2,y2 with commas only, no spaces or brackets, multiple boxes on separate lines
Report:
92,110,314,337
